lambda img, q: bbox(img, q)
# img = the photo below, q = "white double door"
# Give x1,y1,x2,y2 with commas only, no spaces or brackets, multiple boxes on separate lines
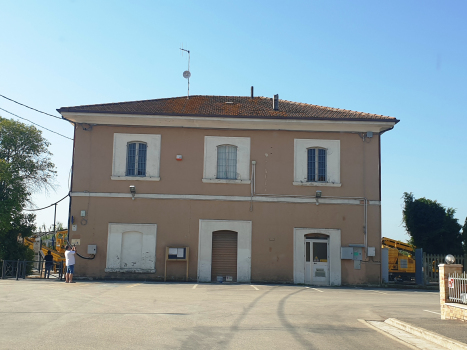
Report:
304,239,330,286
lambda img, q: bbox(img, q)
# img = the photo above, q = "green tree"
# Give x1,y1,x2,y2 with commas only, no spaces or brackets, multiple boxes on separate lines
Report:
402,192,463,255
462,217,467,255
0,117,56,261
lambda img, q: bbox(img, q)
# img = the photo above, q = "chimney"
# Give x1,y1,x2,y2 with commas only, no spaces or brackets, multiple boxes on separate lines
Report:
273,94,279,110
251,86,254,98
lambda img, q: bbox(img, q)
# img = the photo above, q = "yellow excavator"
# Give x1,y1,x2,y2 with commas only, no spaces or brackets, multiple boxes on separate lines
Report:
382,237,416,282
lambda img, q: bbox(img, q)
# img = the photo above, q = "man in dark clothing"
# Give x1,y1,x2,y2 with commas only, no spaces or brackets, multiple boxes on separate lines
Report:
44,250,53,279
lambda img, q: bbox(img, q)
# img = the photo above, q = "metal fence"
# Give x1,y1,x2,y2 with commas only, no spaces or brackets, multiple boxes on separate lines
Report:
423,253,466,283
1,259,65,280
448,272,467,305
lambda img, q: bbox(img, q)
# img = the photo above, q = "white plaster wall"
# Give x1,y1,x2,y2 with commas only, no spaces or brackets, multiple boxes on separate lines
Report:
293,228,341,285
198,220,252,282
294,139,340,184
203,136,250,181
112,133,161,180
106,223,157,273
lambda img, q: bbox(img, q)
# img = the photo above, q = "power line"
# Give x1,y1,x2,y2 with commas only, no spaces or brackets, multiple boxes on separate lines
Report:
24,193,69,212
0,107,73,140
0,94,62,119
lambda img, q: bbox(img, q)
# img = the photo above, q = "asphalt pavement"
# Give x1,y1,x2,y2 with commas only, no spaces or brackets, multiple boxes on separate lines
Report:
0,280,464,350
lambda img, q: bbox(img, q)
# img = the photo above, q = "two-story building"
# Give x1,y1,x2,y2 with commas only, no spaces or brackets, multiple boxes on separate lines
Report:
58,94,398,285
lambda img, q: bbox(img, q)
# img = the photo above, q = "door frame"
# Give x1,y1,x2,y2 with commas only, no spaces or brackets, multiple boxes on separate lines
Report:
198,220,252,283
294,228,341,286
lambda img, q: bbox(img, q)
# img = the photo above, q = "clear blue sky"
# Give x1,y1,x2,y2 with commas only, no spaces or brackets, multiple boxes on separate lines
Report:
1,1,466,241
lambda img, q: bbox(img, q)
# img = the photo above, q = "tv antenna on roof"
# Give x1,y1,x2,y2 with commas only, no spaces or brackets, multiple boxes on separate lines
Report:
180,47,191,99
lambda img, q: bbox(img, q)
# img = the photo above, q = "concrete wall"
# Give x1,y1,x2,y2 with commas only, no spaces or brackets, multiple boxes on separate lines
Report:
69,197,382,284
71,125,380,199
68,124,383,284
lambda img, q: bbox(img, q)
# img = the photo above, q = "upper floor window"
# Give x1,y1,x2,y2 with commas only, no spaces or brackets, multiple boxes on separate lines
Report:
112,133,161,181
307,148,326,182
217,145,237,179
126,142,147,176
294,139,340,187
203,136,250,184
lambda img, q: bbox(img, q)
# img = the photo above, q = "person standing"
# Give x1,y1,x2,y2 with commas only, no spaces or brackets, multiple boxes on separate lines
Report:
65,245,76,283
44,250,53,279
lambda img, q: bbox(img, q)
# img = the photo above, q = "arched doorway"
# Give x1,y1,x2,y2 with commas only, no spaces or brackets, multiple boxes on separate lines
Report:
211,230,238,282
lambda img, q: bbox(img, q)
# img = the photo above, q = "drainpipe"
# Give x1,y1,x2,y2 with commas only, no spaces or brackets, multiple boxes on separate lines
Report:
66,121,76,243
250,160,256,211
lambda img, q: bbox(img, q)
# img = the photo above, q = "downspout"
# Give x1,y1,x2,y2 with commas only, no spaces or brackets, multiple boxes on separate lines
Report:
66,121,76,243
376,126,394,281
250,160,256,211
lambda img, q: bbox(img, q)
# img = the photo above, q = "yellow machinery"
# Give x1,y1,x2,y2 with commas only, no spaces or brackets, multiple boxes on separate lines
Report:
22,229,67,263
382,237,416,282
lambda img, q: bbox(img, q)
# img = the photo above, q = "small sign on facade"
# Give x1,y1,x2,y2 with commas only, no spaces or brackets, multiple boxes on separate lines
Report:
448,277,454,289
226,276,233,282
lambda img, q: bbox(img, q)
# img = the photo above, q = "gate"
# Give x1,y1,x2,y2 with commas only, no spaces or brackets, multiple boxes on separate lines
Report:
423,253,466,283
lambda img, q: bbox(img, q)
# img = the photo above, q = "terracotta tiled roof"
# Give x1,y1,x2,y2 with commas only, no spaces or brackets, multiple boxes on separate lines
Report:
58,95,398,123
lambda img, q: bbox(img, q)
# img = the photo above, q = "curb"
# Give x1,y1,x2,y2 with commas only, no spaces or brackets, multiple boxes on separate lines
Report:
385,318,467,350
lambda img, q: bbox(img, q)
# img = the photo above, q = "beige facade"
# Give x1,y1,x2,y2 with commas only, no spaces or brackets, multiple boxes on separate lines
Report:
60,96,397,285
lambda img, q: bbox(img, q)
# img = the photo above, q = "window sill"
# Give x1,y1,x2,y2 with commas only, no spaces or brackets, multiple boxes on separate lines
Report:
111,176,160,181
105,268,156,273
293,181,342,187
202,178,251,184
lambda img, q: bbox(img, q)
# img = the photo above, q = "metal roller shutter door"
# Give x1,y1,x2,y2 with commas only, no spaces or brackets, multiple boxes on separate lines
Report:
211,231,238,282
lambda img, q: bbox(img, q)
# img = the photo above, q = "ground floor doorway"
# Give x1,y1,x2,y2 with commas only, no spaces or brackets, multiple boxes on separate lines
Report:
293,228,341,286
305,236,329,285
211,231,238,282
198,220,252,283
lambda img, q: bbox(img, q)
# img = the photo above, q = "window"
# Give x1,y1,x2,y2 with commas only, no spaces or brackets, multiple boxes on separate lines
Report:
217,145,237,179
112,133,161,181
307,148,326,182
203,136,250,184
294,139,340,187
126,142,147,176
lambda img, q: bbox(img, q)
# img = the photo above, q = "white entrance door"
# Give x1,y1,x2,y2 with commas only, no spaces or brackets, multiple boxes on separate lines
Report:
304,239,330,286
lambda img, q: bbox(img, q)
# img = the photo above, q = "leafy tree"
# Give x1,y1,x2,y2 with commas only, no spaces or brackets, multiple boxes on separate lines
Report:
402,192,463,255
0,117,56,261
462,217,467,255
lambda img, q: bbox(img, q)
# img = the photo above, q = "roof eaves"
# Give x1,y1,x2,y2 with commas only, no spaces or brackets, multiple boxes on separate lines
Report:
57,109,399,123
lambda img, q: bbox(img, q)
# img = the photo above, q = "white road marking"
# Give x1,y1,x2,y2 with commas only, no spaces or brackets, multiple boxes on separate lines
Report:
423,310,441,315
304,286,310,289
192,284,198,289
369,290,387,294
250,285,259,290
126,283,141,288
311,288,324,293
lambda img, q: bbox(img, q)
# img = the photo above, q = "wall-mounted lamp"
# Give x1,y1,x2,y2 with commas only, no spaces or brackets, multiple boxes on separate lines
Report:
316,191,322,198
129,185,136,200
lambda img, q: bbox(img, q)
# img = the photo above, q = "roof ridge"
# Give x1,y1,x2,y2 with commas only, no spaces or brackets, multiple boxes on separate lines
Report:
59,95,273,109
